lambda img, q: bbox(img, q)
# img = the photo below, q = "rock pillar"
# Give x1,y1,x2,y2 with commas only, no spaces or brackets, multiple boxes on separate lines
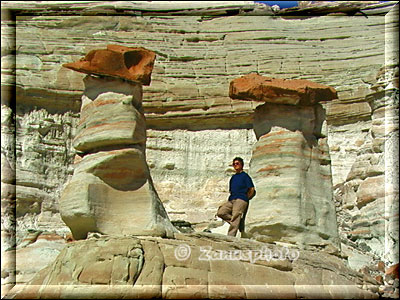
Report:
59,45,176,239
230,73,340,250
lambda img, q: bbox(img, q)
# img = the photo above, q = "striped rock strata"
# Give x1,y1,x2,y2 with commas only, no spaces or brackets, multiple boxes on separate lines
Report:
59,46,176,240
7,234,379,299
231,74,340,250
1,6,397,285
1,106,16,254
73,76,146,153
334,87,399,270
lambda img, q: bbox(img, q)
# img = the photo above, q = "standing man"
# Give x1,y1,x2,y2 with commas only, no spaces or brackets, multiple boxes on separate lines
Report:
217,157,255,237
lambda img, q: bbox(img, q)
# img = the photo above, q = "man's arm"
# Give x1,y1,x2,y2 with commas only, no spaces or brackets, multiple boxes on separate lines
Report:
247,187,255,200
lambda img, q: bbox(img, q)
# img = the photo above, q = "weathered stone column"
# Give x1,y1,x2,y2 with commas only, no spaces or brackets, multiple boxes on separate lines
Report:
59,45,176,239
230,73,340,251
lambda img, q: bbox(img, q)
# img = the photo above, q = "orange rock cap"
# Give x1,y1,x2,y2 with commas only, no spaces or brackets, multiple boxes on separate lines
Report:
229,73,338,106
63,44,156,85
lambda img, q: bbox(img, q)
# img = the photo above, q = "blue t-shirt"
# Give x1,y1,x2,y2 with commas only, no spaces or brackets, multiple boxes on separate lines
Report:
229,171,254,202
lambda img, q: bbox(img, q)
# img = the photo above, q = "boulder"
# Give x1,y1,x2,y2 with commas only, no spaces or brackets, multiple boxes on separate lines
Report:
356,175,385,209
386,263,399,279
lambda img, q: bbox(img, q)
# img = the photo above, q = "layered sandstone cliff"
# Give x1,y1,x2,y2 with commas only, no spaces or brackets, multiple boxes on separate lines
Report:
1,1,399,298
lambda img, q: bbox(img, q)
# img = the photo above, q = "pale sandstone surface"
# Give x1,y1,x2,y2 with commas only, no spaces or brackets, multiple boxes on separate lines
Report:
5,234,379,299
7,15,386,101
1,106,17,254
1,4,398,297
1,106,76,245
333,88,399,270
1,232,66,297
3,12,389,213
252,102,327,139
82,75,143,108
15,234,67,285
247,129,338,248
146,128,257,223
3,14,387,131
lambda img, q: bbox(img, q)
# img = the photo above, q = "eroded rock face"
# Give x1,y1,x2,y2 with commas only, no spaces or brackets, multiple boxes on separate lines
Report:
59,48,176,239
235,74,340,250
15,233,67,285
2,10,397,293
63,44,156,85
1,106,16,253
252,102,327,140
333,88,399,269
6,14,391,237
7,234,379,299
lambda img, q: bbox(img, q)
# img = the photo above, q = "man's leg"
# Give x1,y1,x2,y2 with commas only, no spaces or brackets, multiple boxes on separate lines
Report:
227,199,248,237
217,201,233,223
239,205,248,233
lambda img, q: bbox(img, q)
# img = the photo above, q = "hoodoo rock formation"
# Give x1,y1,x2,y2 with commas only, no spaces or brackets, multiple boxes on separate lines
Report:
230,74,340,250
4,62,382,300
1,1,398,299
59,45,176,239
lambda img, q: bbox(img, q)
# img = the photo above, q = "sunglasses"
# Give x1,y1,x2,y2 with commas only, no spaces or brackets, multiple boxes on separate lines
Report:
232,162,241,166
